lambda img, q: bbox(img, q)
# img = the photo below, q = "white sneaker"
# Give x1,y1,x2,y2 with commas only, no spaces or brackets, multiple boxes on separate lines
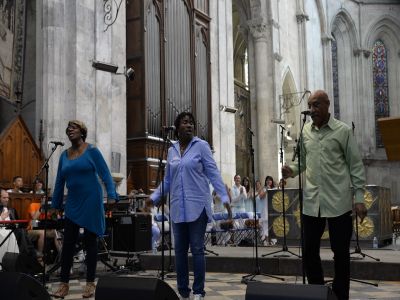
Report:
193,295,204,300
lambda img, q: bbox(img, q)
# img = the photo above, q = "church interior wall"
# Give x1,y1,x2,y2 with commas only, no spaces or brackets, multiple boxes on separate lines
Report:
326,1,400,205
228,0,400,203
33,0,127,193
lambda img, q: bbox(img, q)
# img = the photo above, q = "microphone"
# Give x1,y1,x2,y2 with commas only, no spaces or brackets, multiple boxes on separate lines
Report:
162,125,176,131
301,110,311,115
50,141,64,146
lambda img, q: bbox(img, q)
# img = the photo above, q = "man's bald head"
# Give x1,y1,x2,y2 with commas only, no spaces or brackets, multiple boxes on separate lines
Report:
308,90,331,128
309,90,330,105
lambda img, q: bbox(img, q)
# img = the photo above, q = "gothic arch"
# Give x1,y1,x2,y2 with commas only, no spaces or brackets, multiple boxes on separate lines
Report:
330,9,359,125
331,9,359,50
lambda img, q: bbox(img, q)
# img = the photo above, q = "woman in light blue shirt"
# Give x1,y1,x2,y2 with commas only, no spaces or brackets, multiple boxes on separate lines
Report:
150,112,231,300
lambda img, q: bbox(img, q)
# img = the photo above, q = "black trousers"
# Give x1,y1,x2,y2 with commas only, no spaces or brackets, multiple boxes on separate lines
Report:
303,211,352,300
60,218,98,283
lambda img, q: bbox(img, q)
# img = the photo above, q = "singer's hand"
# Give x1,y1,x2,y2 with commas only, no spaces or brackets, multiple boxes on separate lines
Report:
224,202,232,220
107,198,117,211
281,165,293,179
354,203,367,224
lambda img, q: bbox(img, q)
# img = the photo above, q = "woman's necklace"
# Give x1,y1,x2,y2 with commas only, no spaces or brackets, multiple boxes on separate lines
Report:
180,142,187,155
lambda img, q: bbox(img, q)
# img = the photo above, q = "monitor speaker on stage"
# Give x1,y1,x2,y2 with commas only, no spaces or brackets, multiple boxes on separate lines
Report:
112,213,152,252
2,251,43,274
245,282,337,300
0,272,51,300
95,276,179,300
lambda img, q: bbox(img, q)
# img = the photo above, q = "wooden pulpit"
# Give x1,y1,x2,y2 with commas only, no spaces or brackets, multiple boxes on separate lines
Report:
378,117,400,161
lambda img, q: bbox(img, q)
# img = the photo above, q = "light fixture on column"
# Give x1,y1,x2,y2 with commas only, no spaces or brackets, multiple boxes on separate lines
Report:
92,60,118,73
92,60,135,80
219,105,238,114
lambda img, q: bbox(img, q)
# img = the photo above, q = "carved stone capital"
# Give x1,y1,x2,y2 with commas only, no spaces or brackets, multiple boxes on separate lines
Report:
363,49,371,58
296,13,309,24
353,48,362,56
274,52,283,62
353,48,371,58
269,18,280,29
247,18,268,41
321,33,333,45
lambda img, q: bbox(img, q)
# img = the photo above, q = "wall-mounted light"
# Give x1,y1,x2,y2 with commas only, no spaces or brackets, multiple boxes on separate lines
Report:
219,105,238,114
92,60,119,73
270,119,285,125
92,60,135,81
125,67,135,81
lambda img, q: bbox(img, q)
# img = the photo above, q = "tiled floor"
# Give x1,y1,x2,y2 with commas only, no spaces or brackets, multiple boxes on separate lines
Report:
45,271,400,299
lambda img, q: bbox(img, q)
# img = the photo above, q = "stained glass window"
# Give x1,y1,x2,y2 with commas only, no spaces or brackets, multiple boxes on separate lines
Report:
331,35,340,120
372,40,389,148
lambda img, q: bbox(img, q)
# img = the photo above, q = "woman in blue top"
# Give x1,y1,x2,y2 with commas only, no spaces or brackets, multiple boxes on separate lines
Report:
52,120,118,298
150,112,232,300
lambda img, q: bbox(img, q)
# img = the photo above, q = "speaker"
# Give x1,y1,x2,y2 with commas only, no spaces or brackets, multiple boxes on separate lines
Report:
0,272,51,300
246,282,337,300
2,251,43,274
112,213,152,252
95,276,179,300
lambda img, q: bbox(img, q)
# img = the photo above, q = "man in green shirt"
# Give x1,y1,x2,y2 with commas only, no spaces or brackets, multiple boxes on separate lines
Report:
282,90,367,300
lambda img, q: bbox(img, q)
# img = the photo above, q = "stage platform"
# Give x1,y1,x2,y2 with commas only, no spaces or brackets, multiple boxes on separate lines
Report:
139,244,400,281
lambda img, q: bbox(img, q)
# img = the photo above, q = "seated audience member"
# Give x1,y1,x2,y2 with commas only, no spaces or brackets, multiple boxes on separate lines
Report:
0,189,20,262
31,179,45,194
7,176,24,193
27,198,62,265
231,174,247,213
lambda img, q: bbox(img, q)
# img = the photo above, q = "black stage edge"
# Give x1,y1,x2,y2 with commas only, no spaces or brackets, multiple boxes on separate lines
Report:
139,248,400,281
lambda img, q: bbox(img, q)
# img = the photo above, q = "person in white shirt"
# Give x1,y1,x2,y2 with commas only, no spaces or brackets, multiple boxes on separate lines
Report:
257,176,276,245
231,175,247,213
6,176,24,193
0,189,19,264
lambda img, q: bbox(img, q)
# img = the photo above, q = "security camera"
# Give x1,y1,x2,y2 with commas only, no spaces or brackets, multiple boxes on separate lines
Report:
126,67,135,81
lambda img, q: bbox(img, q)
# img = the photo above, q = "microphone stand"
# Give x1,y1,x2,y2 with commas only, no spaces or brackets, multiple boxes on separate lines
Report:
262,125,300,258
348,121,379,286
156,128,172,281
292,113,308,284
241,128,284,284
35,143,62,286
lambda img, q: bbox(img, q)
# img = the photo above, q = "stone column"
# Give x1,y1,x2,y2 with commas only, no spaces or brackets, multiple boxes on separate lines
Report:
296,5,309,95
248,18,279,181
37,0,67,185
209,0,236,184
321,34,334,99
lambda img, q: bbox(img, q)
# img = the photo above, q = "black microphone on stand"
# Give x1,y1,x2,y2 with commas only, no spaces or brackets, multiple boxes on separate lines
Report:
162,125,176,131
301,110,311,116
50,141,64,146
